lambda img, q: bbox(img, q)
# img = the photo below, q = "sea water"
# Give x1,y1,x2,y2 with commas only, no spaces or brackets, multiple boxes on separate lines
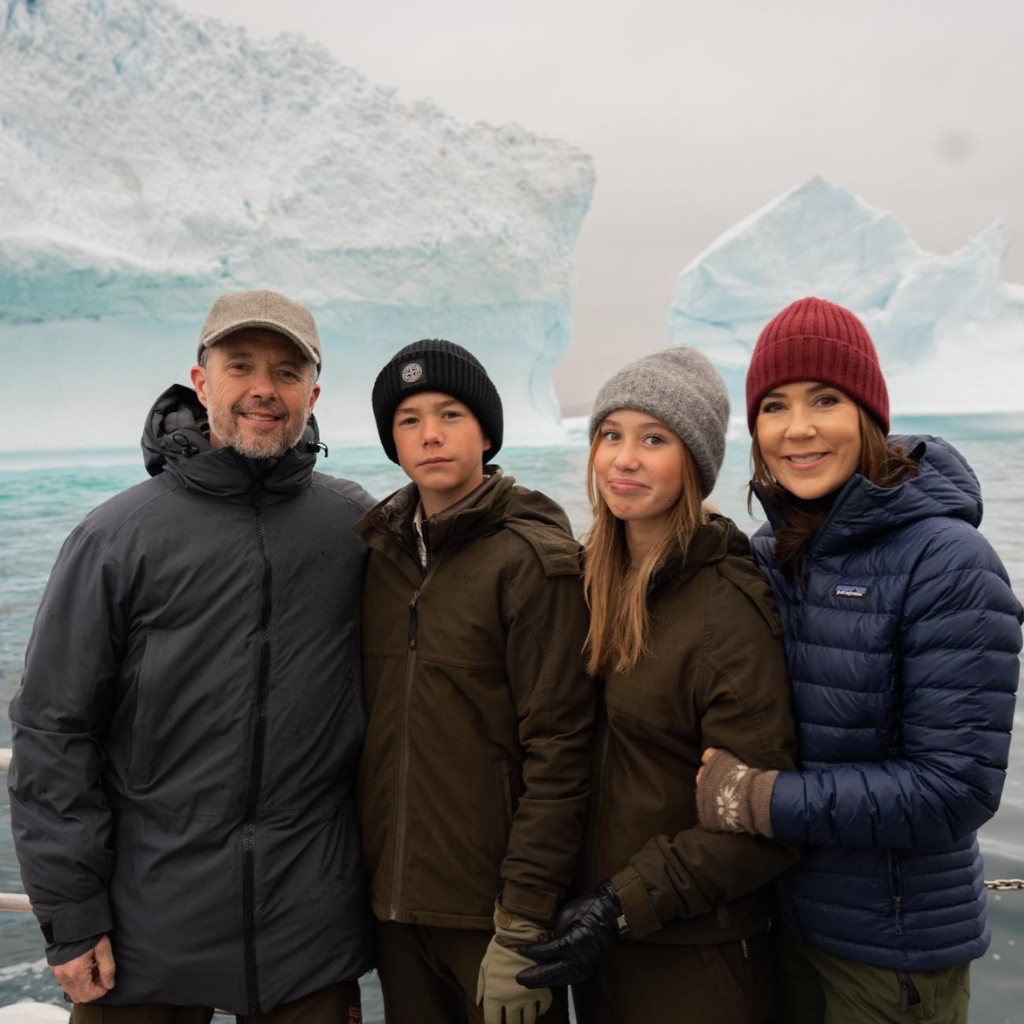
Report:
1,419,1023,1022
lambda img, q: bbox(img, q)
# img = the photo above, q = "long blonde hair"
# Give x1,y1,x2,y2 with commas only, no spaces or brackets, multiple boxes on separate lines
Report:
583,434,708,676
749,406,918,580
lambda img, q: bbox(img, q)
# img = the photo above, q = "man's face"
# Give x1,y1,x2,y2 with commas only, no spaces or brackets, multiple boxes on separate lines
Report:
392,391,489,516
190,329,320,459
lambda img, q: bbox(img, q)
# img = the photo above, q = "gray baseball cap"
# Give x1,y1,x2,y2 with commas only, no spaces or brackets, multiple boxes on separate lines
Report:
198,290,321,373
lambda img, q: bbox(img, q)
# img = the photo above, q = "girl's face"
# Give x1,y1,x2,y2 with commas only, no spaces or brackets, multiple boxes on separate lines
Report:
593,408,686,530
756,381,862,499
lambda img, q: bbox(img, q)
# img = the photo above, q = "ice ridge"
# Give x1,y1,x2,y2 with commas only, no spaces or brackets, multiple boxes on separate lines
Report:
669,177,1024,417
0,0,594,451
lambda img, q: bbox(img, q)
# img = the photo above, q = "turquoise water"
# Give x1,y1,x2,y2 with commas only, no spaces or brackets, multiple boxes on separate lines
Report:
1,421,1023,1020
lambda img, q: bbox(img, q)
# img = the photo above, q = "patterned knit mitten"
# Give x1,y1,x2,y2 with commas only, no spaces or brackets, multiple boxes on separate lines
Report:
696,749,778,836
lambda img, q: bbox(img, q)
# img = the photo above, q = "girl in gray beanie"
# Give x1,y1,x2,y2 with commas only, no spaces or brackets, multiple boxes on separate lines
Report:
516,348,798,1024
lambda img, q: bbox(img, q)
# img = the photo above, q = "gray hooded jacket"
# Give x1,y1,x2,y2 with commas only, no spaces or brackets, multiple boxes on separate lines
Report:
8,384,374,1013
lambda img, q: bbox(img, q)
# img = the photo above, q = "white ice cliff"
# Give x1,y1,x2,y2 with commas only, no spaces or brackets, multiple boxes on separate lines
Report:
0,0,594,451
669,177,1024,419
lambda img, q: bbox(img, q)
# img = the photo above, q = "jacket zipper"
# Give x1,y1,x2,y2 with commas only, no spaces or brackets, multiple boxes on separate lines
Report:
389,585,422,920
889,850,904,935
242,479,272,1016
383,520,446,921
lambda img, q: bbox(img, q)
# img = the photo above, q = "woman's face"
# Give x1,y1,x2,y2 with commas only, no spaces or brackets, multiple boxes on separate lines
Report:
755,381,862,499
593,408,686,530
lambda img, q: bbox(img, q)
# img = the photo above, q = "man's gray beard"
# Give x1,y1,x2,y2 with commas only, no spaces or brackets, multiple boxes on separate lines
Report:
208,407,309,459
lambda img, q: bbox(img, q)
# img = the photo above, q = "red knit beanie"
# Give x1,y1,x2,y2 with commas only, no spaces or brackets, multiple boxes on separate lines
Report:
745,297,890,433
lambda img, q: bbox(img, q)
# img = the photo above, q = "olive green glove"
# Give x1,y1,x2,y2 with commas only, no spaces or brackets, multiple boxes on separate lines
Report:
476,902,553,1024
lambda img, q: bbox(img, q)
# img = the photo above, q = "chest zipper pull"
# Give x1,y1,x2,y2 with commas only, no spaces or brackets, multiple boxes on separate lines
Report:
408,592,419,650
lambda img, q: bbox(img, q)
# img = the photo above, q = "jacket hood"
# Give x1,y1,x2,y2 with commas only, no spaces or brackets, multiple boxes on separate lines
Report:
140,384,323,500
652,514,752,589
756,435,982,555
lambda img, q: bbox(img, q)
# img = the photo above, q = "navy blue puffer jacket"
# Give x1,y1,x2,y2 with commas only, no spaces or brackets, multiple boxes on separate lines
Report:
751,436,1022,971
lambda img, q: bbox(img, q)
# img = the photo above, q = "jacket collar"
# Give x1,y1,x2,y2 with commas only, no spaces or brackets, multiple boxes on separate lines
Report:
650,513,739,591
752,435,983,556
358,468,513,564
140,384,321,503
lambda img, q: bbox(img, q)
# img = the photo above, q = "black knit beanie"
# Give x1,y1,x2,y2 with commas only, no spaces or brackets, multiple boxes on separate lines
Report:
372,339,504,464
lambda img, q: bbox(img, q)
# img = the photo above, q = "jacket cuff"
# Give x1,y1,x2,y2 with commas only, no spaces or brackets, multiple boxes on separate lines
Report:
610,865,661,939
47,889,113,946
46,933,108,967
751,770,780,837
499,882,559,926
767,770,802,841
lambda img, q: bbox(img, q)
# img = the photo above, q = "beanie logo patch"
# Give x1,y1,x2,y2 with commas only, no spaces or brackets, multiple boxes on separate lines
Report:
401,362,424,384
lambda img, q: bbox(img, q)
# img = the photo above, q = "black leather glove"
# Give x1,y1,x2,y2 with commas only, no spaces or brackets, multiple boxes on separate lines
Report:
514,882,627,988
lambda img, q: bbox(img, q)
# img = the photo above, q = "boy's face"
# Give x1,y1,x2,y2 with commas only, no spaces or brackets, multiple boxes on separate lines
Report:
392,391,491,516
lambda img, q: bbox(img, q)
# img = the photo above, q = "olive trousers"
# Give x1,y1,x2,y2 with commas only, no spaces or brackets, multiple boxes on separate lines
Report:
777,930,971,1024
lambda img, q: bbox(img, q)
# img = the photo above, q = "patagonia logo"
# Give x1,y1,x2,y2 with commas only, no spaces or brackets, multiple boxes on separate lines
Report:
834,584,869,599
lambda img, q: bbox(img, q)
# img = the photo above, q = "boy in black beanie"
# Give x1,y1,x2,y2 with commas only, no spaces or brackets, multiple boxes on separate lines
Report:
356,339,593,1024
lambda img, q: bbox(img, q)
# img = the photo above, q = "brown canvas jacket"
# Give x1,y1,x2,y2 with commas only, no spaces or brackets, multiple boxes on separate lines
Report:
356,469,594,929
584,514,800,944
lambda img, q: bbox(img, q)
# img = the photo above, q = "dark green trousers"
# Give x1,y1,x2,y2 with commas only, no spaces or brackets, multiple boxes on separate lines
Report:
374,920,569,1024
71,981,362,1024
571,932,776,1024
777,931,970,1024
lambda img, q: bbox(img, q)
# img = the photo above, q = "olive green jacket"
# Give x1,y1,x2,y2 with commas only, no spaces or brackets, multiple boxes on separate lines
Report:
356,470,594,929
585,515,800,944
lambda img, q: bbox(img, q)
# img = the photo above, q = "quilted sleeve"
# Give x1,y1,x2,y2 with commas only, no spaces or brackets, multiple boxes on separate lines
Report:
771,520,1022,848
8,525,121,964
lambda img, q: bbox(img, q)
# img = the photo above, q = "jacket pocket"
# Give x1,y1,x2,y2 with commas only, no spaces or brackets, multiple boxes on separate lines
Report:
692,943,751,1017
128,631,165,791
500,760,521,827
888,850,905,935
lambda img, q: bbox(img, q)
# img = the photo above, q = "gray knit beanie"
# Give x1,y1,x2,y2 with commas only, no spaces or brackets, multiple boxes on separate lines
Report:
588,348,730,497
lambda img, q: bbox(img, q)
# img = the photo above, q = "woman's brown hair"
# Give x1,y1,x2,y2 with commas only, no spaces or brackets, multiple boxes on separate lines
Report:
749,406,918,580
583,432,708,676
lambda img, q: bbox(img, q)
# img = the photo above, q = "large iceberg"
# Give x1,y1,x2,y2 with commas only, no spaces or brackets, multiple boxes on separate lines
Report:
669,177,1024,419
0,0,594,452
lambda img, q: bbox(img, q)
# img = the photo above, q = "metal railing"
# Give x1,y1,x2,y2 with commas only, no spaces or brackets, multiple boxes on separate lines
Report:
0,748,23,911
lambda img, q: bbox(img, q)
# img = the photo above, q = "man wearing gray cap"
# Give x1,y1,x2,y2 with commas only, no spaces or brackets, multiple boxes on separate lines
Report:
8,290,374,1022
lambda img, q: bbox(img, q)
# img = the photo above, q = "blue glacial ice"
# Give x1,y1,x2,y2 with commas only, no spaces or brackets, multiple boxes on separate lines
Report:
669,177,1024,419
0,0,594,452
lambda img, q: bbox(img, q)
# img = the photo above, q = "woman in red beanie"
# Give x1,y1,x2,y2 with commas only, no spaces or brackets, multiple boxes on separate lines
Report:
695,296,1023,1024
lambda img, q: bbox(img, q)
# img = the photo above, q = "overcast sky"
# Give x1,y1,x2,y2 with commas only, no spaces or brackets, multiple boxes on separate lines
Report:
177,0,1024,412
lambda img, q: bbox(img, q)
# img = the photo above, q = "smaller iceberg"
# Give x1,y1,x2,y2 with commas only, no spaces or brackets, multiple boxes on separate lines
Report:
668,177,1024,418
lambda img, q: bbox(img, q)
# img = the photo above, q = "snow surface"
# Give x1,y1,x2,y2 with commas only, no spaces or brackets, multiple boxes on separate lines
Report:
0,0,594,451
669,177,1024,417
